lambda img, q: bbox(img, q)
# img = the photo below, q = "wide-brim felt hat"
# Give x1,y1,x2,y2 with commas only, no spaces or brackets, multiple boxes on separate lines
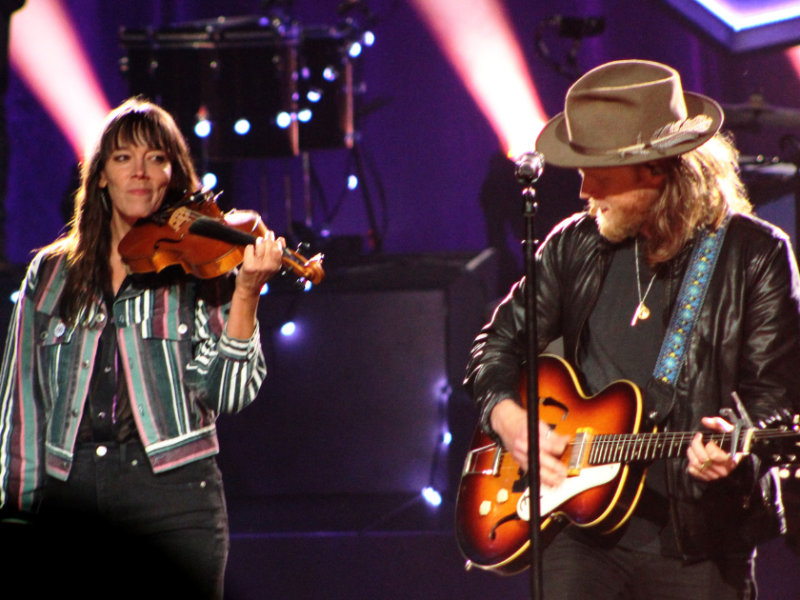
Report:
535,59,723,168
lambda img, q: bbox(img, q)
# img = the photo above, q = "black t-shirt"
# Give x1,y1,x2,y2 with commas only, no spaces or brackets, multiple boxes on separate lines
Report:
576,238,676,554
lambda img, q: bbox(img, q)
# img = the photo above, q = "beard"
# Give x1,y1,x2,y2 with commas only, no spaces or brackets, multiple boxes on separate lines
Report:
588,190,659,243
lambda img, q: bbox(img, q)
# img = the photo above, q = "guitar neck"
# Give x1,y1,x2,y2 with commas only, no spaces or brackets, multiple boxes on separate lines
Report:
587,430,736,464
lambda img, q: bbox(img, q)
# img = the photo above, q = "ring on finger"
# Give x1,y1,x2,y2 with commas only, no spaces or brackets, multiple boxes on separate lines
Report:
699,458,712,471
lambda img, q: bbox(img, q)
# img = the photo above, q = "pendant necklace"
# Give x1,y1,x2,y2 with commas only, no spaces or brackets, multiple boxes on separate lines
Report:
631,238,657,327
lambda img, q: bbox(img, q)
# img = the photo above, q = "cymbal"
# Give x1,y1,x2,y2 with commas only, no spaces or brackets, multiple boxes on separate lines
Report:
723,99,800,130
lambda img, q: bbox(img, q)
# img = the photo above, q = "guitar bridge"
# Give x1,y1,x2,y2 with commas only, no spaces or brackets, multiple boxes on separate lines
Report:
569,428,592,475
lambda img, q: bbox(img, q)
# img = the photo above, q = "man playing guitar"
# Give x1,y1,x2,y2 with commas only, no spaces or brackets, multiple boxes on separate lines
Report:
464,60,800,599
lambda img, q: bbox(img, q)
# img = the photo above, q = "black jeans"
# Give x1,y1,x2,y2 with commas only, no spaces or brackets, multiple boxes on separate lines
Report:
542,531,756,600
37,441,229,599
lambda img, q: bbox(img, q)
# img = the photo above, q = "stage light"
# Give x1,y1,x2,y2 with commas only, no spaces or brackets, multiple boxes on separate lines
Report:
347,174,359,190
297,108,313,123
233,118,251,135
9,290,19,304
260,283,269,296
348,41,363,58
422,486,443,507
280,321,297,337
201,172,218,190
194,119,212,138
408,0,547,158
276,112,293,129
787,46,800,79
323,66,338,82
302,280,313,292
662,0,800,50
442,431,453,446
307,88,323,103
687,0,800,30
9,0,111,159
363,31,375,47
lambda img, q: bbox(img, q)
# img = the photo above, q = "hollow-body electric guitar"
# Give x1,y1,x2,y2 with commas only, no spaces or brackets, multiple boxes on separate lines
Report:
455,354,800,575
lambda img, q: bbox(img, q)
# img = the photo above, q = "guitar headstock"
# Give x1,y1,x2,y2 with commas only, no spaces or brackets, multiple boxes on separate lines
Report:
752,414,800,469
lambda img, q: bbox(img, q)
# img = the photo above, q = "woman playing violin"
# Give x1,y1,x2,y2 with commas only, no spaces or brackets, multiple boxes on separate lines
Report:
0,97,284,597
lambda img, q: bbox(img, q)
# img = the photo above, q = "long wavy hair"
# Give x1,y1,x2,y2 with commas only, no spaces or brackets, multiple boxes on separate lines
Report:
43,97,200,323
644,131,753,265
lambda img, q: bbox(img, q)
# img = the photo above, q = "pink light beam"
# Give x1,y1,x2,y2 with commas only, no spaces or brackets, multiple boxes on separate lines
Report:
9,0,111,160
408,0,548,159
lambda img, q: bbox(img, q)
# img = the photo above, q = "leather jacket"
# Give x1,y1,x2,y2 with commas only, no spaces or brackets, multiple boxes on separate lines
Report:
465,211,800,559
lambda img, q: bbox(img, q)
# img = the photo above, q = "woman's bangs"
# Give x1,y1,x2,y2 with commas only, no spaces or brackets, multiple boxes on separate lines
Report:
108,113,168,154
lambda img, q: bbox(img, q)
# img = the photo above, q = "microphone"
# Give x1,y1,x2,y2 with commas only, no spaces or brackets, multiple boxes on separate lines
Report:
515,151,545,185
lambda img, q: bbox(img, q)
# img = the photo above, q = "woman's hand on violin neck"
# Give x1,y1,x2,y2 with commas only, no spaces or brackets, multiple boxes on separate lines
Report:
234,233,286,298
226,233,285,340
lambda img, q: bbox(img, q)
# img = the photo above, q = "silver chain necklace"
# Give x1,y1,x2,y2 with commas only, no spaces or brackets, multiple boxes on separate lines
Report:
631,238,657,327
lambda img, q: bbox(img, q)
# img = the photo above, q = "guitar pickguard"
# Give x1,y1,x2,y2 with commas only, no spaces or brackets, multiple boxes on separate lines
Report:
515,463,622,521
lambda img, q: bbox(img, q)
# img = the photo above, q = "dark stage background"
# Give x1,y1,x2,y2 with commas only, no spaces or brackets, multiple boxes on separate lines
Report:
4,0,800,598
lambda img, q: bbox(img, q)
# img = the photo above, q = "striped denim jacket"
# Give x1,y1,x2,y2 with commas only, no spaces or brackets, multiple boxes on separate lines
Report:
0,251,266,511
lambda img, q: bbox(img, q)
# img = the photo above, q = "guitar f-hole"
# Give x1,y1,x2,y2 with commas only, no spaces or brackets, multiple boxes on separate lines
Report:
541,396,569,420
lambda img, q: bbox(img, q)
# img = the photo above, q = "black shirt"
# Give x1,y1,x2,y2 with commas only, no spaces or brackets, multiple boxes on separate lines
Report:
577,238,675,554
77,295,137,444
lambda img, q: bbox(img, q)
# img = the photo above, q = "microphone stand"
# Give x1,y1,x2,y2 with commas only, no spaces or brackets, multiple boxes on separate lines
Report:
514,152,545,600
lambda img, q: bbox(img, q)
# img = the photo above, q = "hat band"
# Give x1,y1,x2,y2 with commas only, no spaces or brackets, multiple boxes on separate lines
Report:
568,115,714,160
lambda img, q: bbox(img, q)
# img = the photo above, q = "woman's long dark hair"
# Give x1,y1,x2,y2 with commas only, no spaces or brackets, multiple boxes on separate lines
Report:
42,97,200,323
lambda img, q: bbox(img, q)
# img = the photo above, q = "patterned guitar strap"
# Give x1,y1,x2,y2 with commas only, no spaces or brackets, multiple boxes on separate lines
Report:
652,214,731,387
650,215,785,540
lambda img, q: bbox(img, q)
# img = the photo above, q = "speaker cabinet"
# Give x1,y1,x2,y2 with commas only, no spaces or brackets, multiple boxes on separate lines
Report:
216,251,496,527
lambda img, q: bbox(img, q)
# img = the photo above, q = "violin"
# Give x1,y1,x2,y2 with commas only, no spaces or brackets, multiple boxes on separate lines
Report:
118,191,325,284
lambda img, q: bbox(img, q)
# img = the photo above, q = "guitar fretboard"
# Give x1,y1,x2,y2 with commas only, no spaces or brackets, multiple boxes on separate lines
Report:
581,428,799,465
586,431,733,464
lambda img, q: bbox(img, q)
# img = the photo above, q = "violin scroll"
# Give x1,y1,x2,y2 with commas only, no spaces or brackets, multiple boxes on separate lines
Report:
281,246,325,285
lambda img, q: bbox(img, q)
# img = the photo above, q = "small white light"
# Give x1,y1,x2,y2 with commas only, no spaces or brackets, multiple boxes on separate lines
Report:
348,41,363,58
280,321,296,336
307,89,322,103
298,108,313,123
202,172,218,190
276,112,293,129
9,290,20,304
347,174,359,190
442,431,452,446
194,119,212,138
323,66,338,82
363,31,375,46
302,280,313,292
260,283,269,296
234,119,251,135
422,486,442,507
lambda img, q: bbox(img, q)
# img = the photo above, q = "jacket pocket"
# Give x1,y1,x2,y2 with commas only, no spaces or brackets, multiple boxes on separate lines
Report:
35,314,76,408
